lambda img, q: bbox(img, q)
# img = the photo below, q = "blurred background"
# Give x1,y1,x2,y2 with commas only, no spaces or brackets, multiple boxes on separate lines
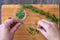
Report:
0,0,59,4
0,0,59,23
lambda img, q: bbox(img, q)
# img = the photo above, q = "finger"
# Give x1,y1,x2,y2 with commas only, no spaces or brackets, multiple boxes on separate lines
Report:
37,24,46,32
37,25,48,38
37,20,50,30
8,17,12,19
41,19,54,25
41,19,56,28
10,23,20,34
12,18,21,23
37,28,48,38
37,23,46,31
4,18,21,27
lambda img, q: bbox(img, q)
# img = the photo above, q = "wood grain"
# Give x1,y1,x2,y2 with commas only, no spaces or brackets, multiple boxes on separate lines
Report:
2,4,59,40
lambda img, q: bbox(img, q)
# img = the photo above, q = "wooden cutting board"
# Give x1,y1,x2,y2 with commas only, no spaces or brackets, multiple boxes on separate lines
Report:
2,4,59,40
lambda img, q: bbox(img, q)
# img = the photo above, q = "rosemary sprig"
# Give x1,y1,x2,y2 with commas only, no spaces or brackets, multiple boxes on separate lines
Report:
21,4,60,23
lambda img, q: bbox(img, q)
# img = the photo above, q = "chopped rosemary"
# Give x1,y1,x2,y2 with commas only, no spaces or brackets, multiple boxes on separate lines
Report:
27,27,39,35
35,29,39,33
29,27,35,31
16,10,25,19
27,29,32,34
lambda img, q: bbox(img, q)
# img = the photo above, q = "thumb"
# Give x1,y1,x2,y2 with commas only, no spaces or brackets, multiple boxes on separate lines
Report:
10,23,20,34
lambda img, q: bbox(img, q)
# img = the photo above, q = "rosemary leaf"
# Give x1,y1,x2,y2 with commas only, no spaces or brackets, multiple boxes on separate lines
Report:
29,27,35,31
27,29,32,34
50,14,58,22
35,29,39,33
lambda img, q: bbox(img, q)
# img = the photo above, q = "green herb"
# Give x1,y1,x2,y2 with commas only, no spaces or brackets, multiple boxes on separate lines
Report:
35,29,39,33
27,27,39,35
27,30,32,34
27,29,32,34
58,18,60,22
21,4,60,23
16,10,25,19
29,27,35,31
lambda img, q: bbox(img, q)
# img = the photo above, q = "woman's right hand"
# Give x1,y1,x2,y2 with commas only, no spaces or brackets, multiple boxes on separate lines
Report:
37,19,60,40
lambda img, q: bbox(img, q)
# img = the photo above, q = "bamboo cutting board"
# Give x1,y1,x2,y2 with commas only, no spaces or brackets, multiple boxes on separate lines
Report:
2,4,59,40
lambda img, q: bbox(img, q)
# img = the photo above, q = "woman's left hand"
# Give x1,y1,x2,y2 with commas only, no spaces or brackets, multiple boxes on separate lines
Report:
0,18,21,40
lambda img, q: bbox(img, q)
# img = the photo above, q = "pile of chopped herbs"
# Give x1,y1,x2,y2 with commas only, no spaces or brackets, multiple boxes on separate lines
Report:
21,4,60,23
16,10,25,19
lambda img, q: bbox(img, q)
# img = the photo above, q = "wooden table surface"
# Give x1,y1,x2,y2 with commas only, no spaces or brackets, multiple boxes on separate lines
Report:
2,4,59,40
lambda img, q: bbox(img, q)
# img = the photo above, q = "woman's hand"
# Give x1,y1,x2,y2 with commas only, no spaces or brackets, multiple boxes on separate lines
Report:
0,18,21,40
37,19,60,40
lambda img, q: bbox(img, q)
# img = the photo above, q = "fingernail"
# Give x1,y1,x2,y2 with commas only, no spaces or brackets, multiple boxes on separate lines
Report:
18,23,21,25
40,27,43,29
40,27,46,32
8,17,12,19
